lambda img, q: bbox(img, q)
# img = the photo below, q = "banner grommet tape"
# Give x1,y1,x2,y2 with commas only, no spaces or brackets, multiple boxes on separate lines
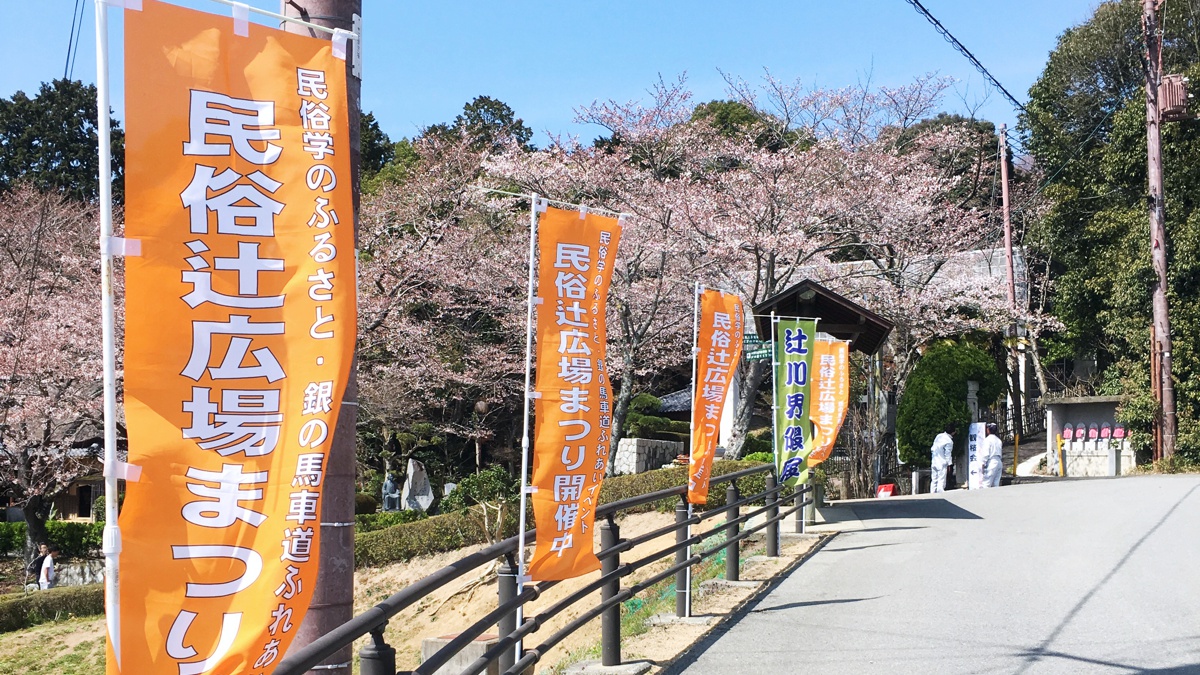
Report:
103,237,142,257
231,2,250,37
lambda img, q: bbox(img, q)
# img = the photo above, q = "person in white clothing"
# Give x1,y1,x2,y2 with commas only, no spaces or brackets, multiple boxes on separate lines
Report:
39,544,59,590
981,422,1004,488
930,423,956,493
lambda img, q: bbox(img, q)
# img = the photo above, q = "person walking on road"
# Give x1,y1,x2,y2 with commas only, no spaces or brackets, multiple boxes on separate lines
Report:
981,422,1004,488
930,423,955,493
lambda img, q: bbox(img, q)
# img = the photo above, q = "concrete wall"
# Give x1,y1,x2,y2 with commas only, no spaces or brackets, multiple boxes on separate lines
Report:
612,438,684,475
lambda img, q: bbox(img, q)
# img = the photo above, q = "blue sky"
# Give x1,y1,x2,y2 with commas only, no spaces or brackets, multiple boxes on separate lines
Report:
2,1,1101,146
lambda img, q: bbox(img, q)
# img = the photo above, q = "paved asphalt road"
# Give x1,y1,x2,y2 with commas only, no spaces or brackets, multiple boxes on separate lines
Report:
667,475,1200,674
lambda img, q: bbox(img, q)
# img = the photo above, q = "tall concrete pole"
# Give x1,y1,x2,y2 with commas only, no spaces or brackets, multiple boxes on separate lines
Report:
1143,0,1177,458
999,125,1023,441
281,1,362,671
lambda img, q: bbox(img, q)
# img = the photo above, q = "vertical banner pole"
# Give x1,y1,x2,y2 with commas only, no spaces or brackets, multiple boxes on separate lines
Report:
515,193,540,663
684,282,701,617
94,0,121,668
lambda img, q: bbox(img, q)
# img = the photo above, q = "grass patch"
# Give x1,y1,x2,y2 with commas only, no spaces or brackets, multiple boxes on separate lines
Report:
0,616,105,675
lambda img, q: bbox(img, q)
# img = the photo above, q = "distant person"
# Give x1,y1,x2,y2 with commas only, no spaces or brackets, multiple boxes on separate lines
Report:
981,423,1004,488
39,544,60,590
930,423,955,493
26,542,48,587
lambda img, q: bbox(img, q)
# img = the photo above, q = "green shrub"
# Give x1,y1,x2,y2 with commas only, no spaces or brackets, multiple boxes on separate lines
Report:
624,393,689,441
0,524,24,557
44,522,103,558
355,510,427,533
597,459,769,513
355,493,379,515
897,341,1004,466
91,493,124,523
742,451,773,464
0,584,104,633
355,505,519,567
741,432,773,457
439,466,519,512
0,522,102,558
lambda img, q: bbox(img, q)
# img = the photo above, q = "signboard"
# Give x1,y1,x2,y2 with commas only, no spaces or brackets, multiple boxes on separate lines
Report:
688,289,744,504
528,206,621,581
773,318,817,486
966,422,986,489
120,1,355,672
807,339,850,465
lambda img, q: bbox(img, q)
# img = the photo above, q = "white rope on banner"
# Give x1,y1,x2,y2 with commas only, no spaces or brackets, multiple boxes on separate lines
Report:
203,0,360,39
477,187,628,220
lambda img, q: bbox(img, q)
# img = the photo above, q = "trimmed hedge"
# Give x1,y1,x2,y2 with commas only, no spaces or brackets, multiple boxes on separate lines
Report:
0,522,104,558
356,505,519,567
355,510,427,533
354,460,771,568
599,459,768,513
0,584,105,633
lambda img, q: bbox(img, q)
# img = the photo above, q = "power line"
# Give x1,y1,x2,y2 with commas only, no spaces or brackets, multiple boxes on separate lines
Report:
903,0,1027,113
64,0,86,80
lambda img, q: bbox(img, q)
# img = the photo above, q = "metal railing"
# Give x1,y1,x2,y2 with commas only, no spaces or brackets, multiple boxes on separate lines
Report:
276,464,813,675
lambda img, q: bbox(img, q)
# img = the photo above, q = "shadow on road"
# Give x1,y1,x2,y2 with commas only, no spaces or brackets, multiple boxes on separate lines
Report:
820,543,900,553
837,498,982,522
750,596,880,613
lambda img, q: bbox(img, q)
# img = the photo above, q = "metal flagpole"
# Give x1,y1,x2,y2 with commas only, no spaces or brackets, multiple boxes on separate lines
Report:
515,193,541,664
94,0,121,668
685,282,701,617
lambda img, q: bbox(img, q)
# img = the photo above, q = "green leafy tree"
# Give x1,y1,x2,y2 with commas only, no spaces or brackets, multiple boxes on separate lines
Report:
425,95,533,152
1020,1,1200,458
897,341,1004,465
0,79,124,201
360,111,394,179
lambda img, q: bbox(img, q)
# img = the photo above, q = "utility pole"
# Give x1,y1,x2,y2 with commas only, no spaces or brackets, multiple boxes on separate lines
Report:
281,1,362,672
1143,0,1177,458
999,125,1023,445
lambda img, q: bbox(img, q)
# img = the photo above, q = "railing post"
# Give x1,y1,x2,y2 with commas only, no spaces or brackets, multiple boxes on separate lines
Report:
765,474,779,557
358,623,396,675
675,498,689,617
725,482,740,582
794,483,804,534
497,557,518,674
599,516,621,667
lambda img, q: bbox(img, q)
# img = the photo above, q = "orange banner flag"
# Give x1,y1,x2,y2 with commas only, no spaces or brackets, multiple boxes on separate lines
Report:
688,289,744,504
118,1,355,672
807,339,850,466
528,206,621,581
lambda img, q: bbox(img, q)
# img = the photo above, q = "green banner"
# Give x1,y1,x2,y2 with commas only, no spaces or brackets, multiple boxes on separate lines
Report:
773,318,817,486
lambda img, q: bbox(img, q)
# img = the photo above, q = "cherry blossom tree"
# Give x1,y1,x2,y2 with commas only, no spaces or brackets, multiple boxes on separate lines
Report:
0,186,116,550
487,78,715,461
357,134,530,479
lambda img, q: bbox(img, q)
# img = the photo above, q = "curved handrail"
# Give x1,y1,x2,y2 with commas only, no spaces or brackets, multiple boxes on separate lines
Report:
277,461,785,675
